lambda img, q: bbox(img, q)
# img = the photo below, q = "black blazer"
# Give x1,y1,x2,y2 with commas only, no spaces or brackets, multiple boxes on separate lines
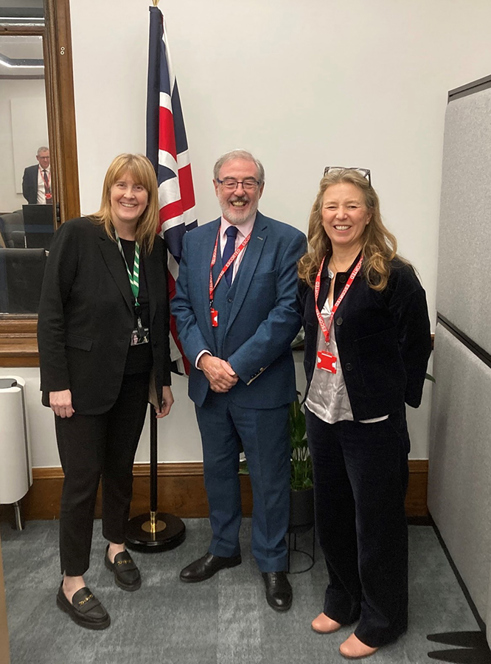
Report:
38,217,171,415
22,165,39,204
298,257,432,420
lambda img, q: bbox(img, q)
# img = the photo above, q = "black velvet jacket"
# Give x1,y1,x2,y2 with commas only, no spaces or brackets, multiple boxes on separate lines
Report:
297,256,432,421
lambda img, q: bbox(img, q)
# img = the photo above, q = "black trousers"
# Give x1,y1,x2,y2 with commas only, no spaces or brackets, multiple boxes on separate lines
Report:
305,407,409,648
55,372,150,576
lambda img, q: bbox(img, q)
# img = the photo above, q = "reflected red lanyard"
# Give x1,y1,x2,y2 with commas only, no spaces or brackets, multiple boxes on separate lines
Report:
314,255,363,345
209,228,251,304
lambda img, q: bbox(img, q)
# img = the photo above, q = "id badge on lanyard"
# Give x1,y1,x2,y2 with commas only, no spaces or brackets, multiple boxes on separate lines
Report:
210,307,219,328
115,231,149,345
314,255,363,374
317,350,337,373
209,228,251,327
131,306,149,346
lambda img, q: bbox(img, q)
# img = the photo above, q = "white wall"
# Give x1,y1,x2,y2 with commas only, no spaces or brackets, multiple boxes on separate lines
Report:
0,367,201,467
1,358,432,469
70,0,491,321
22,0,485,467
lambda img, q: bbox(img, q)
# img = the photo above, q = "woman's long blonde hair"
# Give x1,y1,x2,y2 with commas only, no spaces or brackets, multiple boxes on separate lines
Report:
90,153,160,253
298,169,400,291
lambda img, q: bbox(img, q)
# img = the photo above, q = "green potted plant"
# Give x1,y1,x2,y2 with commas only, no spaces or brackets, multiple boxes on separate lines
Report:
289,397,312,491
288,396,314,532
238,394,314,530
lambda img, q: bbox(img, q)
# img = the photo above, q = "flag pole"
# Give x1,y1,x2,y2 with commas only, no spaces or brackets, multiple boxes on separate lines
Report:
126,3,191,553
126,405,186,552
126,3,197,553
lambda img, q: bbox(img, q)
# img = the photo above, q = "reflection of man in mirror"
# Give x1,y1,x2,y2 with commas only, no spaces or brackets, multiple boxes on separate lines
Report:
22,146,52,205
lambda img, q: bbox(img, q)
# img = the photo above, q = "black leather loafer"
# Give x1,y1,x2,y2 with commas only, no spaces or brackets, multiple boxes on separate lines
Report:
179,552,241,583
262,571,293,612
104,546,141,591
56,583,110,630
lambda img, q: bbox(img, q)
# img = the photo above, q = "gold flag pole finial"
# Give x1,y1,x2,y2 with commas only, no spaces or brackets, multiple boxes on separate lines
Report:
152,0,160,6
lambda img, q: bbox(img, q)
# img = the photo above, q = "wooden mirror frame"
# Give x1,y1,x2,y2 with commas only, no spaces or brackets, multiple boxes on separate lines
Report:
0,0,80,367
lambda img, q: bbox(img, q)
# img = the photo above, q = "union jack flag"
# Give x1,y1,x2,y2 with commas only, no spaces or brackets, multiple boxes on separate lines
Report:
146,6,197,372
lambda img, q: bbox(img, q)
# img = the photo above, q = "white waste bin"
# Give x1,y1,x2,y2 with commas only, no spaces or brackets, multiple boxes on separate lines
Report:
0,376,32,529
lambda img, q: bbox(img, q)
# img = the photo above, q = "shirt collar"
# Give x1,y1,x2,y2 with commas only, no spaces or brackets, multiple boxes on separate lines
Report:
220,213,256,240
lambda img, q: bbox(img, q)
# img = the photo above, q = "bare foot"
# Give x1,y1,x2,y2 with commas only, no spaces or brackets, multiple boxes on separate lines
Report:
62,575,85,603
311,612,342,634
339,633,379,659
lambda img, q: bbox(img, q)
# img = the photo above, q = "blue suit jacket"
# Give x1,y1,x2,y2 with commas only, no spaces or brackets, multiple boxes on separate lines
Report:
172,212,306,409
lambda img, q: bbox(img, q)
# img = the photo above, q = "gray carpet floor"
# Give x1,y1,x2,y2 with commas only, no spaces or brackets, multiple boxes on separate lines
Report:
0,518,485,664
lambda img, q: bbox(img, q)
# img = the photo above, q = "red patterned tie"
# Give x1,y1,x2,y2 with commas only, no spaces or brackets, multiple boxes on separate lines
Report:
42,169,52,204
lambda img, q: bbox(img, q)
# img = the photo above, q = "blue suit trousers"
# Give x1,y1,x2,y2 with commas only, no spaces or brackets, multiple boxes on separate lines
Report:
196,391,290,572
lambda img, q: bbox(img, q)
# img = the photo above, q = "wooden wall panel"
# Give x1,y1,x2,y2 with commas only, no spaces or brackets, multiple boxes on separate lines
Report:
405,459,429,518
0,460,427,523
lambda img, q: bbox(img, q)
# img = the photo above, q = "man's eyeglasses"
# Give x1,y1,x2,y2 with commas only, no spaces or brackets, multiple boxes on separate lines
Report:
324,167,371,186
216,177,261,192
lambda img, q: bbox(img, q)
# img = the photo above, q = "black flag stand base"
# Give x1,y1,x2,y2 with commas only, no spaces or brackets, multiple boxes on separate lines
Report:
125,405,186,553
126,511,185,552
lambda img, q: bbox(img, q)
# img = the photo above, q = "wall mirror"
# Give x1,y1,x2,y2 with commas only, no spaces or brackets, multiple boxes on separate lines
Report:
0,0,79,361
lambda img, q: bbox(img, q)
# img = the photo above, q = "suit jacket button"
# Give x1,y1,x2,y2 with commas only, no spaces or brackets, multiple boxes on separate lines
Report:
339,274,347,283
336,317,343,325
345,363,353,371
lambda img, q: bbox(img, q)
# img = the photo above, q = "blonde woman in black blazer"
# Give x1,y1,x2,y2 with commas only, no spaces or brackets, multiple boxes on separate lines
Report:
38,154,173,630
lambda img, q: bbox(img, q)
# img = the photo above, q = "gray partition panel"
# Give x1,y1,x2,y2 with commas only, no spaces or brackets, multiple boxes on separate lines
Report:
437,87,491,356
428,323,491,622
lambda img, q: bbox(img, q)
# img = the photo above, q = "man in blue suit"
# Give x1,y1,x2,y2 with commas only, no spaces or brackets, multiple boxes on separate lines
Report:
172,150,306,611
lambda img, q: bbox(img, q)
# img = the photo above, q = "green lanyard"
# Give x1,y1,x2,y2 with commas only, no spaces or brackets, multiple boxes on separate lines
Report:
114,230,140,305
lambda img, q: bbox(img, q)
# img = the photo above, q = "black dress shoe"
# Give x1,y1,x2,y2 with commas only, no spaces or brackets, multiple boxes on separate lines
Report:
104,545,141,591
262,572,292,612
179,552,241,583
56,583,111,630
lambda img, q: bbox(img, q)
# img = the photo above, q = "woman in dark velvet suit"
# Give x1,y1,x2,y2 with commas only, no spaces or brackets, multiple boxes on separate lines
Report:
38,154,173,630
297,168,431,659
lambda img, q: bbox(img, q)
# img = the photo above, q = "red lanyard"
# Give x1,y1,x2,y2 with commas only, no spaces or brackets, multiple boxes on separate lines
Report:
314,255,363,345
209,228,251,304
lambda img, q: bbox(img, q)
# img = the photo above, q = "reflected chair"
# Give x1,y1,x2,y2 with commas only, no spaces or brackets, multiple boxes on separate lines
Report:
22,205,54,250
0,210,25,248
0,248,47,314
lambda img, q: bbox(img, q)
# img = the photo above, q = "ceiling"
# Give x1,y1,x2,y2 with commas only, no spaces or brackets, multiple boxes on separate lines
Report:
0,33,44,78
